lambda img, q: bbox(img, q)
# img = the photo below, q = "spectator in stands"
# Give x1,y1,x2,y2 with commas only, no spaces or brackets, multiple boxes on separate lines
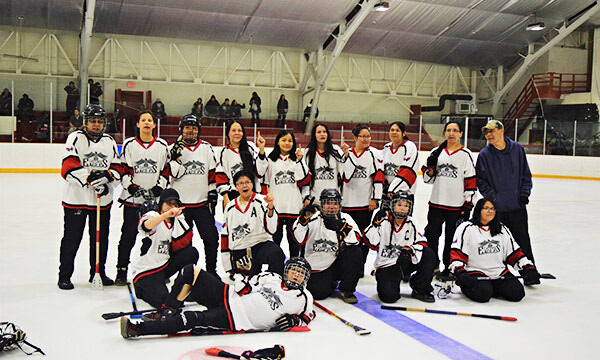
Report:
152,98,167,123
0,88,12,116
88,80,103,104
68,109,84,134
191,98,203,118
17,94,34,122
249,92,262,127
303,99,319,122
64,81,80,117
276,94,288,128
36,111,50,142
231,100,245,120
220,98,232,120
205,95,220,125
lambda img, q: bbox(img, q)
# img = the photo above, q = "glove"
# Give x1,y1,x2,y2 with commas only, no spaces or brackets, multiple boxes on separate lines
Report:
87,170,113,187
274,314,300,331
170,140,185,161
241,345,286,360
455,269,477,290
298,203,317,225
322,216,345,232
400,245,414,258
127,184,140,196
151,185,163,198
207,191,218,215
235,249,253,272
519,196,529,206
372,208,387,226
459,201,473,222
135,188,154,201
520,265,541,285
93,184,109,197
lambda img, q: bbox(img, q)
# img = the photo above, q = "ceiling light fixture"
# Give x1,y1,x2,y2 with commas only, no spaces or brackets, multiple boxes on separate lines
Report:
374,2,390,12
526,13,545,31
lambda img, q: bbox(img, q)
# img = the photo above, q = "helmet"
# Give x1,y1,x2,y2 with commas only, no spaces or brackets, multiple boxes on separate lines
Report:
83,104,106,137
179,114,201,144
138,199,159,219
319,188,341,218
283,257,311,290
390,192,412,219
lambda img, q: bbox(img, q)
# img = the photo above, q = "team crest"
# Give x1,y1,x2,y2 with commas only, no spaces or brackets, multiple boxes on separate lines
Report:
158,240,170,255
274,170,295,185
437,163,459,178
230,163,244,177
232,223,252,243
312,238,338,253
384,163,399,177
82,151,109,169
134,158,158,174
315,166,335,180
477,240,501,255
259,286,283,310
352,164,368,178
183,160,206,175
381,243,403,258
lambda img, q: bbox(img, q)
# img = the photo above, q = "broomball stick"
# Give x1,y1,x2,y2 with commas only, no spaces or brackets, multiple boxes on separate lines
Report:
313,301,371,335
381,305,517,322
91,194,103,290
476,273,556,281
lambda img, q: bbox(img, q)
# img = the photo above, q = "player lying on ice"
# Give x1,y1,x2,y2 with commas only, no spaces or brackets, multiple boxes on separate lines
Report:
121,257,315,338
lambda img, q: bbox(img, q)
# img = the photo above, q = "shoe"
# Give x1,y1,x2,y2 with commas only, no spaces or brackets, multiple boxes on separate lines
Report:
411,290,435,303
89,274,115,286
58,278,74,290
120,316,141,339
115,269,127,286
341,292,358,304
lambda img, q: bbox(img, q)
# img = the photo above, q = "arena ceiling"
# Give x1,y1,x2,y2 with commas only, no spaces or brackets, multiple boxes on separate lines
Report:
1,0,599,69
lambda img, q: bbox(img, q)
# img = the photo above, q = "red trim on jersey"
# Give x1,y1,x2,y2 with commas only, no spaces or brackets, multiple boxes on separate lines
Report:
62,202,112,211
172,228,193,252
506,248,526,266
389,140,407,154
342,206,369,212
135,136,157,149
450,248,468,264
119,199,142,208
396,166,417,187
478,225,490,232
278,213,299,219
393,221,406,233
416,240,428,248
316,149,325,158
279,155,288,161
61,155,83,179
464,176,476,191
351,148,366,158
185,142,201,152
160,165,170,179
226,145,239,154
428,202,461,211
216,172,229,186
133,262,169,284
235,193,256,213
260,184,268,195
373,169,385,184
297,173,311,188
220,234,229,250
208,169,216,184
223,284,235,330
444,146,464,156
109,162,123,177
181,201,208,208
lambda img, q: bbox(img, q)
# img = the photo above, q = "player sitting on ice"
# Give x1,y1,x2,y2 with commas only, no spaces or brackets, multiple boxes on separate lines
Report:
363,192,436,303
130,188,199,308
121,257,315,338
291,189,363,304
449,198,541,303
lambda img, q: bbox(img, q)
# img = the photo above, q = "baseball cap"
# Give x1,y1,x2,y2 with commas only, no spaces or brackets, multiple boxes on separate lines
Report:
482,120,504,133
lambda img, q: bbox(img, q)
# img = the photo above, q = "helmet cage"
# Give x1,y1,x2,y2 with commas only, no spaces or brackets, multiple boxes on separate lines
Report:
283,257,311,290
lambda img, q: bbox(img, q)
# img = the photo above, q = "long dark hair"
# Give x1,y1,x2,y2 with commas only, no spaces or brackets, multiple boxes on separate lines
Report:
472,198,502,236
306,123,342,188
390,121,409,140
225,119,255,185
269,130,297,162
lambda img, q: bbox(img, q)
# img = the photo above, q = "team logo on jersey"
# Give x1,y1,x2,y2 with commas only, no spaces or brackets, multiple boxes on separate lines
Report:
312,238,338,253
477,240,501,255
183,160,206,175
82,151,109,169
258,286,283,310
437,163,459,178
158,240,170,255
230,163,244,178
381,243,403,258
351,164,368,178
314,166,335,180
134,158,158,174
384,163,399,177
231,223,252,243
274,170,295,185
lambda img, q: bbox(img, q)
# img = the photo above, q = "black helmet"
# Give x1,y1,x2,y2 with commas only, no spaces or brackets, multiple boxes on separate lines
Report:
390,192,412,219
179,114,201,143
320,188,341,218
283,257,311,290
83,104,106,137
138,199,159,219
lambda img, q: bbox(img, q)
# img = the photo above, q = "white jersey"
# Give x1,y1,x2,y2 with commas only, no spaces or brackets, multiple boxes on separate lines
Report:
119,136,169,207
449,221,533,277
228,272,314,331
130,211,193,282
291,212,361,271
263,155,310,217
221,193,278,272
168,140,217,206
382,140,419,195
61,130,121,209
341,147,384,209
301,145,345,205
215,142,268,195
423,146,476,209
364,215,428,269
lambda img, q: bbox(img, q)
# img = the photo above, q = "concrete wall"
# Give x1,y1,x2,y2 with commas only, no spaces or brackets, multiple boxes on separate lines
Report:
2,143,599,180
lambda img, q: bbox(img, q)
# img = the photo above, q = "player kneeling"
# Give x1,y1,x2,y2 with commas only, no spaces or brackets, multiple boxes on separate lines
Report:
364,192,436,303
121,257,314,338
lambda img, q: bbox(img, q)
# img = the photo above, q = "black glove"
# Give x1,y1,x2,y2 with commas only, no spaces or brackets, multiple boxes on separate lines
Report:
151,185,163,198
87,170,113,187
520,265,541,285
127,184,140,196
93,184,109,197
519,196,529,206
274,314,300,331
459,201,473,222
456,269,477,290
241,345,286,360
170,140,185,161
372,208,388,226
322,216,345,232
400,245,414,258
298,203,317,225
207,191,218,215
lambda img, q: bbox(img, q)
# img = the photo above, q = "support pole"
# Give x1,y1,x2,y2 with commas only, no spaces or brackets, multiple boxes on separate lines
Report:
50,82,53,143
11,80,14,143
464,116,469,149
543,119,547,155
573,120,577,156
80,0,97,109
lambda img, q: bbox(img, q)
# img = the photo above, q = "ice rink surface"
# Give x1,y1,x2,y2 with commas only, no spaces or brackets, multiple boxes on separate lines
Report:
1,173,599,359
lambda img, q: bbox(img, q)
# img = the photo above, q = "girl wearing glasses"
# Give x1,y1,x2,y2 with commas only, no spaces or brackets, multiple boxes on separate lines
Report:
422,120,476,279
381,121,420,200
449,198,541,303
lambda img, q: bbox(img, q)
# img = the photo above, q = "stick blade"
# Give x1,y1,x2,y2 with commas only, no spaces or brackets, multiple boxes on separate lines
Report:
91,273,103,291
354,326,371,336
501,316,518,322
540,273,556,279
102,313,120,320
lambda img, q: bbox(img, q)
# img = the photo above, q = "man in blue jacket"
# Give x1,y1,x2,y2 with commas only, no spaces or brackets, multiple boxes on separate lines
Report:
475,120,535,263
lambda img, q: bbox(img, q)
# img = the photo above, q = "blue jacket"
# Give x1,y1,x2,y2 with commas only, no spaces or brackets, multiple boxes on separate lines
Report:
475,136,532,212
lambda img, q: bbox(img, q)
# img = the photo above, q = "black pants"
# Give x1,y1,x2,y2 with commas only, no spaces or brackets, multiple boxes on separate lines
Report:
117,206,140,270
345,208,372,271
276,113,286,127
58,207,111,280
375,247,435,303
272,217,301,258
251,113,260,126
458,272,525,303
183,206,219,273
230,241,285,277
424,206,461,269
497,208,534,263
307,245,362,300
134,245,199,308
